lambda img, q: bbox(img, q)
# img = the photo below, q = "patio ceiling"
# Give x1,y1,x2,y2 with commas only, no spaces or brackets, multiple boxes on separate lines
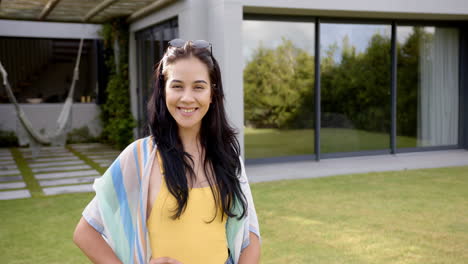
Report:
0,0,175,23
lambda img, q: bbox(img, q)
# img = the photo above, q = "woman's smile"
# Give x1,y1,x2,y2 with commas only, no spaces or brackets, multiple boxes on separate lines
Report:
177,107,199,116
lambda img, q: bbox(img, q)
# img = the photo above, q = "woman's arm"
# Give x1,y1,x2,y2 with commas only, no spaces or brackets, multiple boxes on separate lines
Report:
73,217,122,264
238,232,261,264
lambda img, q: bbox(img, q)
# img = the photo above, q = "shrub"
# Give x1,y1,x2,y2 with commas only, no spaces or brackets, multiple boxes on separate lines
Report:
99,17,135,150
0,130,19,147
66,126,99,144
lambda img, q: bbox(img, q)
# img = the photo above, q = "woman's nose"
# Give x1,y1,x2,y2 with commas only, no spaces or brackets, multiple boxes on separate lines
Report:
180,88,195,103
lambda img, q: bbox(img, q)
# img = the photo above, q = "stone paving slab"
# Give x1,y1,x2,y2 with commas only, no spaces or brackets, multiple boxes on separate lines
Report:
0,160,16,165
0,182,26,190
69,143,107,149
18,147,69,151
0,189,31,200
20,151,71,156
25,153,72,158
29,160,84,168
80,150,119,155
39,176,99,187
94,159,113,163
0,169,20,176
78,147,117,151
78,150,116,156
0,175,22,182
98,162,112,167
19,148,69,152
28,156,80,163
32,164,91,173
35,169,100,180
88,154,118,159
23,153,75,159
18,146,67,151
0,164,18,170
0,156,14,161
43,184,94,195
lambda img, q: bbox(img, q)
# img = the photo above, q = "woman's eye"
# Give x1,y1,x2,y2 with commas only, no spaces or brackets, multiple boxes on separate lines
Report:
172,85,182,89
195,86,204,90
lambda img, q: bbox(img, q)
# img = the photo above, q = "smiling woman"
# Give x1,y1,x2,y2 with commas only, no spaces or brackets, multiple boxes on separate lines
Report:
73,39,261,264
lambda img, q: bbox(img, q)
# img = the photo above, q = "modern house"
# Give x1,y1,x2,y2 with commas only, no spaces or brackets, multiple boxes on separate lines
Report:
0,0,467,163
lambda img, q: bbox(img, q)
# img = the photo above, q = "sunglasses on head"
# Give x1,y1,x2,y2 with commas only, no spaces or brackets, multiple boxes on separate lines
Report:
168,38,212,54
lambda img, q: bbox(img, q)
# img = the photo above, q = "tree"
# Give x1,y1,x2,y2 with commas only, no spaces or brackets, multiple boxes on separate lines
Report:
244,38,314,129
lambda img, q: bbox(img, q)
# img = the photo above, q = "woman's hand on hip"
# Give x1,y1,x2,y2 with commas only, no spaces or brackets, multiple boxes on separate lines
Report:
149,257,183,264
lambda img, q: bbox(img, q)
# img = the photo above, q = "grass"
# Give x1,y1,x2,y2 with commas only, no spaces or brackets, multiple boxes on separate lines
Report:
1,166,467,263
245,128,418,159
10,148,42,197
0,192,94,264
255,166,468,264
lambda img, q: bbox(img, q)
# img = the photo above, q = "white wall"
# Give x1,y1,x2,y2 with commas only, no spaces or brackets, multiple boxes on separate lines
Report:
0,103,102,137
0,19,102,39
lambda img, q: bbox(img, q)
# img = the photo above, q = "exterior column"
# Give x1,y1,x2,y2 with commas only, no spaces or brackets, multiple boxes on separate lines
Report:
208,0,245,157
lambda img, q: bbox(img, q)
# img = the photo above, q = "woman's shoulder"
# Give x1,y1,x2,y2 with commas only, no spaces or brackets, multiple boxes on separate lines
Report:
132,135,155,148
116,135,156,162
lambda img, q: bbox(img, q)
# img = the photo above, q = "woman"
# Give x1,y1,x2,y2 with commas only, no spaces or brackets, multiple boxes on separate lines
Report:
73,39,261,264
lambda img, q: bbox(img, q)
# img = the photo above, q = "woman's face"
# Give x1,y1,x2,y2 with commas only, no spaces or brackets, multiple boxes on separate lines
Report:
164,56,212,133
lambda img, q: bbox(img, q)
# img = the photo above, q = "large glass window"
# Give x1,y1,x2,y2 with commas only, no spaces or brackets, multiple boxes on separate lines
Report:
396,26,459,148
320,23,392,153
242,17,462,160
243,20,315,159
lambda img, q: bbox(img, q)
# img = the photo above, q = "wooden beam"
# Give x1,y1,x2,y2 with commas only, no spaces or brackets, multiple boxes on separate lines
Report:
83,0,118,22
127,0,175,23
38,0,61,20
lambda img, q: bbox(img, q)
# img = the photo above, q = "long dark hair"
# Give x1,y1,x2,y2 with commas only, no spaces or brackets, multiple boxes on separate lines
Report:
147,41,247,221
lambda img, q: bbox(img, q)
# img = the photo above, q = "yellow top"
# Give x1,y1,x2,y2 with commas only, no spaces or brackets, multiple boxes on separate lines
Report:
147,173,228,263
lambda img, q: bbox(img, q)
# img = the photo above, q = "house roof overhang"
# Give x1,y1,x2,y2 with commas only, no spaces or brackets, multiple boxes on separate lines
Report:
0,0,176,24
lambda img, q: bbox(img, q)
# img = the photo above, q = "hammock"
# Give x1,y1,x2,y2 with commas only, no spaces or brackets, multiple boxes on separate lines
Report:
0,38,84,158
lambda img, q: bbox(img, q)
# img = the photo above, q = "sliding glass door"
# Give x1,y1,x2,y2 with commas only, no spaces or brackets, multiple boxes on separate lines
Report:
242,19,315,159
242,17,462,161
320,23,392,154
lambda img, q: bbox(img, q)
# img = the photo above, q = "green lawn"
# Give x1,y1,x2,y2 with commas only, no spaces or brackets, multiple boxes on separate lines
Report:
245,128,418,159
256,166,468,264
1,166,467,263
0,192,94,264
